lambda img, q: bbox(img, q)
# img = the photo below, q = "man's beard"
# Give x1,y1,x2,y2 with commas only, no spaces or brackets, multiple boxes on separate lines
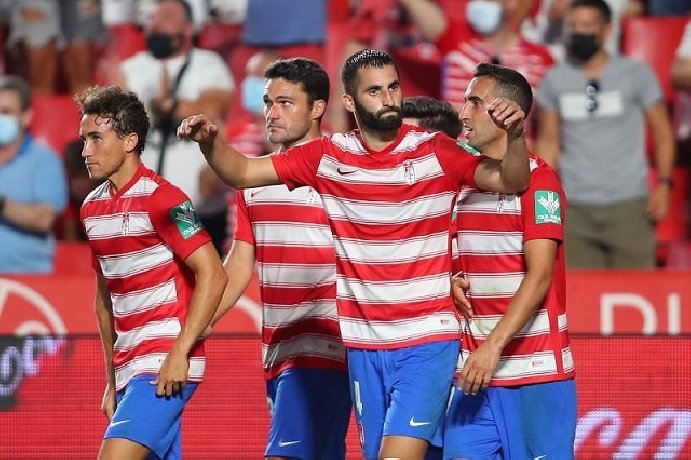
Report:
354,99,402,131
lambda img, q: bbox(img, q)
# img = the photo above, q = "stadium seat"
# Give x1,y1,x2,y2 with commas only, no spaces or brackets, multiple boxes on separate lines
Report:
621,17,688,103
197,21,241,56
31,95,82,155
106,24,146,61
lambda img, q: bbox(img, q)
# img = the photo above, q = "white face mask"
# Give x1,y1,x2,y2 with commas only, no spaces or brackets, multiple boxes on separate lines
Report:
0,113,20,145
466,0,503,36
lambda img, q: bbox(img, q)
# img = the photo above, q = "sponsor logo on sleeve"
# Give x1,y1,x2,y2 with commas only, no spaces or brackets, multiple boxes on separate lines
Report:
535,191,562,224
169,200,203,239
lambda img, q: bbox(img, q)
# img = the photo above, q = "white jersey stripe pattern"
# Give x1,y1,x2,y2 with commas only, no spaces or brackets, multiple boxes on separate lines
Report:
111,279,178,317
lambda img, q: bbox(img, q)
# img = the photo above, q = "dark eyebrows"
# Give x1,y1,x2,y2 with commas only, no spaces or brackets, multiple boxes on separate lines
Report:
465,95,484,104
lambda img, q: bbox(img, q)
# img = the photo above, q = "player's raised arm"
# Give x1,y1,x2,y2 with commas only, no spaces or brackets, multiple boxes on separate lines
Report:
474,97,530,194
177,114,281,189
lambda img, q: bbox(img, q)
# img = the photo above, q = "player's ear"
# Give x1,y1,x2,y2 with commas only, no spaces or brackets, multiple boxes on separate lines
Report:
311,99,326,120
342,93,355,114
124,132,139,153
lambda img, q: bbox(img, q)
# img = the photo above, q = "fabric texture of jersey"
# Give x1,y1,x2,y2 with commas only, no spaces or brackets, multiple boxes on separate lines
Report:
265,368,351,459
455,155,574,386
271,125,482,349
443,379,577,459
81,165,211,391
105,375,198,459
234,183,346,379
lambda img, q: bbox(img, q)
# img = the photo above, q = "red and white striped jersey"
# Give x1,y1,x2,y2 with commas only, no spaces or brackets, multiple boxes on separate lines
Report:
456,155,574,386
234,184,346,379
271,125,483,349
81,165,211,392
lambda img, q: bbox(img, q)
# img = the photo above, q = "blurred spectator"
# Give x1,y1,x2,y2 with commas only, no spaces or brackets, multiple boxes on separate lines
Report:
671,20,691,146
401,95,462,139
112,0,232,202
407,0,553,143
647,1,691,16
55,138,100,241
111,0,234,254
0,75,67,273
6,0,104,95
537,0,643,60
536,0,675,269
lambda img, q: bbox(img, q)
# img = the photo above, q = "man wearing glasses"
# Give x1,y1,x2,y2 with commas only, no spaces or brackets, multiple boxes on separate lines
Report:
535,0,675,269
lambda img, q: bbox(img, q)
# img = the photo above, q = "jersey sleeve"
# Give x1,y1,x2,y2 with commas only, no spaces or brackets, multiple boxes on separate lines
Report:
148,183,212,261
233,190,255,245
521,165,565,243
270,137,324,190
434,133,483,190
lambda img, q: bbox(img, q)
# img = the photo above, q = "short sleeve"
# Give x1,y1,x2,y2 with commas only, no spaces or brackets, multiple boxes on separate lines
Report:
434,134,483,190
536,69,559,113
676,21,691,58
521,165,565,243
270,137,324,190
148,183,211,261
233,190,255,245
632,61,664,109
34,149,67,212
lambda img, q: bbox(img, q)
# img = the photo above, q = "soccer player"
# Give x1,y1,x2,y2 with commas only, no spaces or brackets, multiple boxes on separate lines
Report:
178,49,530,460
445,63,577,459
207,58,351,459
77,86,227,460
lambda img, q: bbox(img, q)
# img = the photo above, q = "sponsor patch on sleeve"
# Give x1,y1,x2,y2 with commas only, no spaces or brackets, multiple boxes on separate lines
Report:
169,200,203,238
535,190,562,224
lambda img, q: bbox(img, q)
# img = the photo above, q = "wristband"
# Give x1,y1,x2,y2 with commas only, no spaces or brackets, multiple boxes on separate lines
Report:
657,177,674,189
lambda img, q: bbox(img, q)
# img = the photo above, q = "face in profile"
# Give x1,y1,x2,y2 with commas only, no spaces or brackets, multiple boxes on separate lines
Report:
461,76,503,151
264,77,319,148
348,65,403,132
79,114,133,182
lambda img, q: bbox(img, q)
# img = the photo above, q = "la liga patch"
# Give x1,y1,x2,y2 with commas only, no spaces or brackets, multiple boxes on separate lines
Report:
169,200,203,238
535,190,562,224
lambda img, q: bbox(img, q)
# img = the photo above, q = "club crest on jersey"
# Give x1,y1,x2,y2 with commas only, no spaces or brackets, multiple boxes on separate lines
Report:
535,191,562,224
403,160,415,184
121,212,130,235
169,200,203,238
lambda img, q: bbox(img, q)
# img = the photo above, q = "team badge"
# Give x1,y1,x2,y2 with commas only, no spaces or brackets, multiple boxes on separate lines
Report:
169,200,204,238
535,191,562,224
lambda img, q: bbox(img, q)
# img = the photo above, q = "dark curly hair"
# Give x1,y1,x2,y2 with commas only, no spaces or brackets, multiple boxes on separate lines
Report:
341,49,399,96
74,86,150,154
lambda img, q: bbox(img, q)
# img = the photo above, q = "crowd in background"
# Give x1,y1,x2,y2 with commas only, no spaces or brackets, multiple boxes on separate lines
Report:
0,0,690,274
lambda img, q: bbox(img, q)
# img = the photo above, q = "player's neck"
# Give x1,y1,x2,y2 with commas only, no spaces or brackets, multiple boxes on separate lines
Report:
358,125,399,152
281,126,322,151
108,156,143,194
481,137,507,161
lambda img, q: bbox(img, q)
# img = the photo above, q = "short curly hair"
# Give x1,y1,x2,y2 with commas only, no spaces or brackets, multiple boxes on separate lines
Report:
74,86,150,154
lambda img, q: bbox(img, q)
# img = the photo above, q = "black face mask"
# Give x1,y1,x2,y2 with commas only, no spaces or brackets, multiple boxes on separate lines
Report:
146,32,180,59
567,33,600,62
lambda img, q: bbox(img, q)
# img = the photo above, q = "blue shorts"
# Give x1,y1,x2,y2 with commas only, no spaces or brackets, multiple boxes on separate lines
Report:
105,375,198,460
443,379,577,459
348,340,458,460
265,367,352,459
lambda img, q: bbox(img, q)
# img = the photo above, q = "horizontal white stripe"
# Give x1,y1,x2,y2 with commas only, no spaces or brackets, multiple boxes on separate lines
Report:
317,152,444,185
245,184,323,206
562,346,574,372
330,132,367,154
337,273,450,304
263,334,346,367
257,263,335,287
334,232,449,264
253,222,333,247
322,192,455,225
458,191,521,214
392,131,437,153
100,243,173,279
458,349,558,378
121,177,159,198
112,279,178,317
84,212,154,240
114,318,181,351
340,312,459,345
264,300,338,328
468,312,568,338
115,353,205,391
466,272,525,298
459,232,524,255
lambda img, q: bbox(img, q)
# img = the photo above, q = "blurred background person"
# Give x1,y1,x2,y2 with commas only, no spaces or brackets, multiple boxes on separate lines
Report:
536,0,675,269
0,75,66,273
401,95,462,139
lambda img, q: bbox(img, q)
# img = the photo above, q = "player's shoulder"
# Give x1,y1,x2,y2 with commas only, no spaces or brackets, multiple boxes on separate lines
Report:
528,154,563,189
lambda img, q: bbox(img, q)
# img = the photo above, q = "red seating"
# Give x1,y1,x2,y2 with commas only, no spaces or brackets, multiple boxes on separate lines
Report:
197,22,242,55
106,24,146,61
648,166,690,265
53,242,93,274
31,95,82,155
621,17,688,103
